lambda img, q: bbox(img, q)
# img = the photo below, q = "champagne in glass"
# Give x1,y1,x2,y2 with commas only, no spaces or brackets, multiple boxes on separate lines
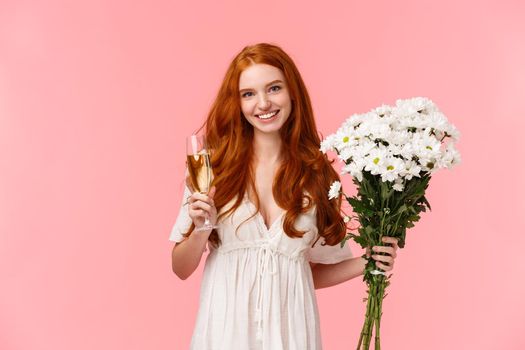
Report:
186,134,218,231
186,152,212,194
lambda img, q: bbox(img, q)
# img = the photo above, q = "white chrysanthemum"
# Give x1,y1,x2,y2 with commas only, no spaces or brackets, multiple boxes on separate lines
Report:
396,97,437,115
328,181,342,200
321,97,460,187
397,115,419,131
342,143,374,167
373,104,393,117
393,104,418,119
412,132,441,162
389,129,410,144
400,160,422,180
320,134,336,153
368,122,392,142
445,123,461,141
332,126,360,153
379,157,405,182
436,142,461,169
395,141,414,160
357,141,377,156
418,155,437,173
425,111,449,132
353,123,372,142
342,113,365,129
364,148,389,175
338,147,352,162
393,178,404,192
342,158,366,182
450,145,461,166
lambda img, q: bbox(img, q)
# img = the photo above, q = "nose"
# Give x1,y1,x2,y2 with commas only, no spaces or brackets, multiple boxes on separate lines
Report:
257,94,271,110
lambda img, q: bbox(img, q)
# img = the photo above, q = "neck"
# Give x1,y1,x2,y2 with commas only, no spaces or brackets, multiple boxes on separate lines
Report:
252,130,283,165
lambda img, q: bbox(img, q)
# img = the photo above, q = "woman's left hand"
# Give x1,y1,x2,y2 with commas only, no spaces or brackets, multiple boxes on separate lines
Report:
367,236,399,272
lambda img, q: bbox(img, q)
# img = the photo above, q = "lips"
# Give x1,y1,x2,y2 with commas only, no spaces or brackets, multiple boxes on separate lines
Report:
256,110,280,120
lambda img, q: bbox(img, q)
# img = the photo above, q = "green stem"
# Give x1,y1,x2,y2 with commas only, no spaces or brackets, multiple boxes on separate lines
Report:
362,289,371,349
363,281,377,349
357,282,374,350
374,277,385,350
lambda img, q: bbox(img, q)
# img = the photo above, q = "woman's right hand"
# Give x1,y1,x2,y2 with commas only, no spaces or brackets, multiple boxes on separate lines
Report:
187,185,218,232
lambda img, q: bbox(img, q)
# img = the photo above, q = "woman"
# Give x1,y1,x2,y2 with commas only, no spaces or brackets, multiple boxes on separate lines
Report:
170,43,399,350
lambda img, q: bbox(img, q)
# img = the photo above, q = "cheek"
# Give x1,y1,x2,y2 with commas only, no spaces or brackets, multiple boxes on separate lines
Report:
276,93,292,110
240,100,253,117
276,94,292,118
240,102,255,126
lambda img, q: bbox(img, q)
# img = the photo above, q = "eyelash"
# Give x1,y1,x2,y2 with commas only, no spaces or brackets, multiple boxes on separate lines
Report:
241,85,281,98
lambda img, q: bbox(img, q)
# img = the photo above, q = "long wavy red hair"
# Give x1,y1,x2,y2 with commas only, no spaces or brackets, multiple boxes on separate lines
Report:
186,42,346,248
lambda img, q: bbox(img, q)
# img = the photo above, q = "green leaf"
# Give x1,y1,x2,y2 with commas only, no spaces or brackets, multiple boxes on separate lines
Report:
353,234,369,248
346,197,375,216
422,195,432,211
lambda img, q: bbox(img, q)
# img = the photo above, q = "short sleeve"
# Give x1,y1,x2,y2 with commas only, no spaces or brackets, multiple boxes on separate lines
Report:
168,183,193,243
306,234,353,264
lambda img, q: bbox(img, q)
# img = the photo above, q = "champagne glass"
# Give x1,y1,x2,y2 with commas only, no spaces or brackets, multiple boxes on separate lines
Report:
186,134,218,231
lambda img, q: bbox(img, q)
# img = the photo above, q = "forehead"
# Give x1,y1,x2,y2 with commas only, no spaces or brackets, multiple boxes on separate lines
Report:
238,63,286,89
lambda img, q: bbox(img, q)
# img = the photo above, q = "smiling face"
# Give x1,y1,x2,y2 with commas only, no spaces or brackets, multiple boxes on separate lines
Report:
238,63,292,136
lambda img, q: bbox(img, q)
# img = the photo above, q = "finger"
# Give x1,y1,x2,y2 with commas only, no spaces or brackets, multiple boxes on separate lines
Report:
390,237,400,250
191,192,214,205
189,208,207,217
382,236,399,248
379,261,394,269
372,254,394,264
372,246,396,255
371,246,396,260
191,201,213,213
375,261,393,271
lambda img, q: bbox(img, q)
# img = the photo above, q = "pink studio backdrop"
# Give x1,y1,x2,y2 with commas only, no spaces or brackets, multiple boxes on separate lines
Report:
1,1,524,349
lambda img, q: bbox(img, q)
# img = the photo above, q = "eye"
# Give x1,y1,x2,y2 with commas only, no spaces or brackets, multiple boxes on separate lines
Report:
269,85,281,92
241,91,253,98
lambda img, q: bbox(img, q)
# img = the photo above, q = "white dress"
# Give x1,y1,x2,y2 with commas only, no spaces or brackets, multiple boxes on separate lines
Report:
169,185,353,350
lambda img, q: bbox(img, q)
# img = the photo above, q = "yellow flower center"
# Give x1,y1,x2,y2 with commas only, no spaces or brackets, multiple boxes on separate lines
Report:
343,136,349,143
387,165,394,171
373,157,380,164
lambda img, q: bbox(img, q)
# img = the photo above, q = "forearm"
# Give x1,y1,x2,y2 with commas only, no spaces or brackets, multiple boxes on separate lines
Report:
171,230,210,280
311,256,367,289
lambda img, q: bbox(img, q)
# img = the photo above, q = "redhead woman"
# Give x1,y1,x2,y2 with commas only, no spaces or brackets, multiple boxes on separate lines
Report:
170,43,399,350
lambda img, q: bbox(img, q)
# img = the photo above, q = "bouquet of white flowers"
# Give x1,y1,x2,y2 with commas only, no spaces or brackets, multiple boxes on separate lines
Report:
321,97,461,350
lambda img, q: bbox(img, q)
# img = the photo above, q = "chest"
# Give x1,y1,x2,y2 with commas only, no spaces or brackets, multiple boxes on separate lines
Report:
248,164,285,230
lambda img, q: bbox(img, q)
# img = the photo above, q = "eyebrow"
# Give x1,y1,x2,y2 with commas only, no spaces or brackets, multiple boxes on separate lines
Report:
239,80,284,93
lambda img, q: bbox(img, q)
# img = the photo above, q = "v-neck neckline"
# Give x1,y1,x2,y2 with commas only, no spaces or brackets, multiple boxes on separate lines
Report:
243,193,286,233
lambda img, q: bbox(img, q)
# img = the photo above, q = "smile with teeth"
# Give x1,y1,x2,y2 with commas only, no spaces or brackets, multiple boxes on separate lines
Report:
256,110,279,119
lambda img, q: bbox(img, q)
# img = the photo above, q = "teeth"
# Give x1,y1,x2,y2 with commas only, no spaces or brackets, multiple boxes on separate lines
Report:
257,111,278,119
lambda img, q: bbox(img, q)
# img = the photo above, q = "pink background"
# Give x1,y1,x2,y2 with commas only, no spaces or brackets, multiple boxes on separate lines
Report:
1,0,524,349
